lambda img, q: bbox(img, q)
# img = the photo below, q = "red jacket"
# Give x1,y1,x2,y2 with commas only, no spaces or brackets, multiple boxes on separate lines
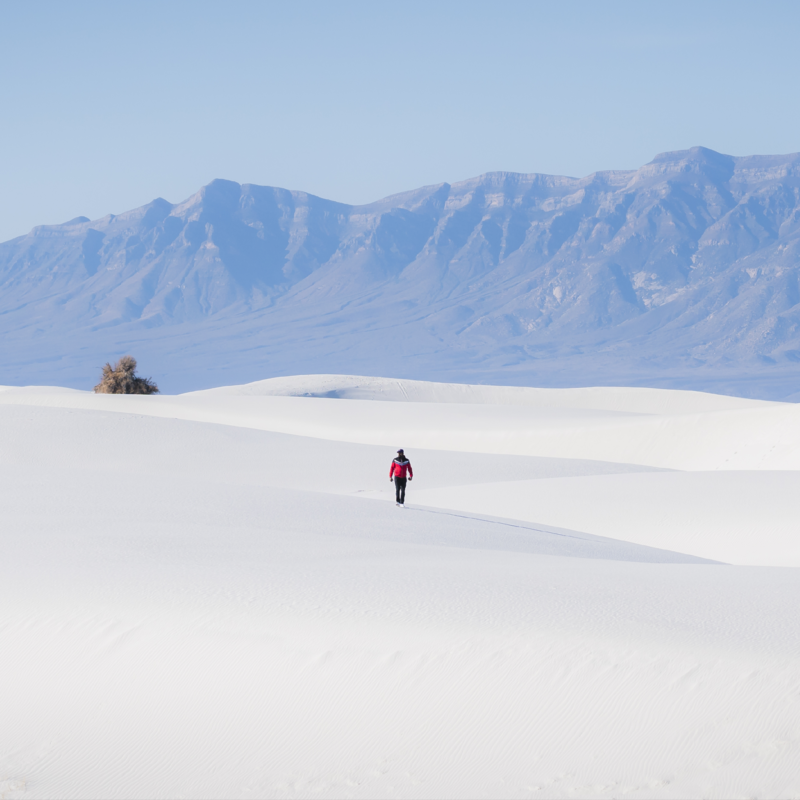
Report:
390,458,413,479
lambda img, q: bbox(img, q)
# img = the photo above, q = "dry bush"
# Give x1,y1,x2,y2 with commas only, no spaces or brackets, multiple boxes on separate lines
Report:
94,356,159,394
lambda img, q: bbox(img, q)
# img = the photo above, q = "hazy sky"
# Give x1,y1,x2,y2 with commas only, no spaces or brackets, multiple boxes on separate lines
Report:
1,0,799,242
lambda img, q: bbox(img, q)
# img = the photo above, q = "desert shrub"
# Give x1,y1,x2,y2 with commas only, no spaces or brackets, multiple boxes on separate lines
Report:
94,356,159,394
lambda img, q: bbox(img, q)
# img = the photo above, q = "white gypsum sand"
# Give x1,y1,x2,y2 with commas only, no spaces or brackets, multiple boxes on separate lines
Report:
0,377,799,799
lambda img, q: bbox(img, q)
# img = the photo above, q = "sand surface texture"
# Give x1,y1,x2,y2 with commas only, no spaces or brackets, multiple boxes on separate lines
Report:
1,376,799,798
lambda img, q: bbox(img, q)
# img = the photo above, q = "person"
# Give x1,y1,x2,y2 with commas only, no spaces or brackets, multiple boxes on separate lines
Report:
389,448,413,506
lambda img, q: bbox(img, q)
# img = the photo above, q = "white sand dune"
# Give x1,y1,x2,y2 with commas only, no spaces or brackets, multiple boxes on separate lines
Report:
192,374,776,413
413,471,800,566
1,377,799,798
2,378,799,471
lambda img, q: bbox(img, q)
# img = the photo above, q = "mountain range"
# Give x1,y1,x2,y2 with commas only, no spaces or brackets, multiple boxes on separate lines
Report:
3,146,800,397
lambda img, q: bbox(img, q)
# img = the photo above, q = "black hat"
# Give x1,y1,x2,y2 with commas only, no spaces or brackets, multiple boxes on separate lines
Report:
397,448,404,453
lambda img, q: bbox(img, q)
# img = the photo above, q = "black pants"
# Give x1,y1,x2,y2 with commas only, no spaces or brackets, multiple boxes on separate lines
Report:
394,477,407,504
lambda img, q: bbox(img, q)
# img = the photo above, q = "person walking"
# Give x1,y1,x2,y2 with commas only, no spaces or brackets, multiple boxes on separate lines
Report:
390,449,413,506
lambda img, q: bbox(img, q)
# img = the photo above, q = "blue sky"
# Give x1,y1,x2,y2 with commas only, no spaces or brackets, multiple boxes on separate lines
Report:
1,0,799,242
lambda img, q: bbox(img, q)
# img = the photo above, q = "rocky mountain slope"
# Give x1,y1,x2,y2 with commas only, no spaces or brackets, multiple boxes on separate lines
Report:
2,146,800,395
